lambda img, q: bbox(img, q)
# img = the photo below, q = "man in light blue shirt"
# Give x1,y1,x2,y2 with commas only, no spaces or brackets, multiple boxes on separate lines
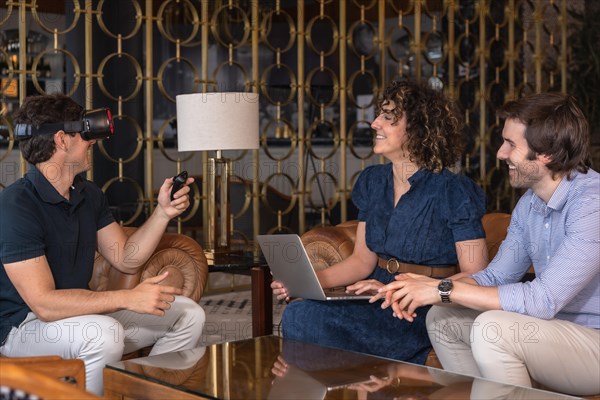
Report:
375,92,599,396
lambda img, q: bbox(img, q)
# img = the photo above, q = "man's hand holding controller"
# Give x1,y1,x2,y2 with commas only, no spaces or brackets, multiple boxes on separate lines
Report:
170,170,189,201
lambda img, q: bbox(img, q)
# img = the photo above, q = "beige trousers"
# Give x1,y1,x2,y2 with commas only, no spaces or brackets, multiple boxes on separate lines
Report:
426,306,600,397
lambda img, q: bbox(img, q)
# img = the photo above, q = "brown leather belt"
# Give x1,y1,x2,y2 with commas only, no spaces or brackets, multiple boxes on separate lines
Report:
377,257,457,278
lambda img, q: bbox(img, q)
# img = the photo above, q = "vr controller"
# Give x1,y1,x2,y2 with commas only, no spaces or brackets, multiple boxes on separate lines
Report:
170,171,188,201
14,108,114,141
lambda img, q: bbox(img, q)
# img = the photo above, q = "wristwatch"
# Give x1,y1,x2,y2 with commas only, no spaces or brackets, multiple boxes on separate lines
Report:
438,279,453,303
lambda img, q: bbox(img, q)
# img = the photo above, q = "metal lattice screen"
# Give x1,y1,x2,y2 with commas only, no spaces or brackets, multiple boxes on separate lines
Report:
0,0,582,243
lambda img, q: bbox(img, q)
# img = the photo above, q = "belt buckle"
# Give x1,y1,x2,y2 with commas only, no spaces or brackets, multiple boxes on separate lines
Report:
386,258,400,274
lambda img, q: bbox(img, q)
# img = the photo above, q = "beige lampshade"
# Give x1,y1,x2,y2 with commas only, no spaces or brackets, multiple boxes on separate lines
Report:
176,92,260,151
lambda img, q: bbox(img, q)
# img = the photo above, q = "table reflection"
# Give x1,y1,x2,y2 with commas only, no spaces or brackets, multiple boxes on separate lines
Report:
118,347,209,389
107,336,578,399
268,339,578,400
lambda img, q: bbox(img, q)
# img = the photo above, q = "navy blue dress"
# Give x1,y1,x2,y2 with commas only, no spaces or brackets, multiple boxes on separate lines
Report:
282,164,486,364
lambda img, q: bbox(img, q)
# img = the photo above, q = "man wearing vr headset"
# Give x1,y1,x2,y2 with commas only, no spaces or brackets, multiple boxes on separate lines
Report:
0,94,205,395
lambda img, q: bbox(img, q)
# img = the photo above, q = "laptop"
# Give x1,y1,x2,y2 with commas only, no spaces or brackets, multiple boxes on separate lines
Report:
256,234,372,301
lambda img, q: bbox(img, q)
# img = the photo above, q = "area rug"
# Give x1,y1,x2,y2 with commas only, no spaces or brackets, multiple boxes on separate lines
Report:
198,290,286,345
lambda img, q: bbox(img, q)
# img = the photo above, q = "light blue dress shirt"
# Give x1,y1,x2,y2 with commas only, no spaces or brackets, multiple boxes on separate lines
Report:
472,169,600,329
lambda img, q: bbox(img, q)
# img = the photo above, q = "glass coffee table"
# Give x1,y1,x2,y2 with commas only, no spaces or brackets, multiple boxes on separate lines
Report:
104,336,577,399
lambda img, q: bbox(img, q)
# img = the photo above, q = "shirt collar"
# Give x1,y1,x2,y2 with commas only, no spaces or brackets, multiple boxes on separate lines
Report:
385,164,428,187
529,170,579,214
26,165,86,208
26,165,66,205
407,168,428,185
69,175,86,208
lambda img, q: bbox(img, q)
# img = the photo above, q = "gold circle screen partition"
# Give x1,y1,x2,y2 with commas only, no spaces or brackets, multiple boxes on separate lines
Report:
0,0,580,242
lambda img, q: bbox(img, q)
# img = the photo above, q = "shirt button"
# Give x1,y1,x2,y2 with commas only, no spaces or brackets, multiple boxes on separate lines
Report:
544,223,549,229
546,255,550,260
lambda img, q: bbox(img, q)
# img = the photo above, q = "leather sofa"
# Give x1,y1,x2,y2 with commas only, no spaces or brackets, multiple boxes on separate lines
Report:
299,213,512,368
89,227,209,303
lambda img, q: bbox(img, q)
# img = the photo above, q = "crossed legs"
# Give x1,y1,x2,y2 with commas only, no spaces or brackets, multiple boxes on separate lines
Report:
426,306,600,396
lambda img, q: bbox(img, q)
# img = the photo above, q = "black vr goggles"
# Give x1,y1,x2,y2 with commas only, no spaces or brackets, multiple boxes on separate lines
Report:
14,108,114,141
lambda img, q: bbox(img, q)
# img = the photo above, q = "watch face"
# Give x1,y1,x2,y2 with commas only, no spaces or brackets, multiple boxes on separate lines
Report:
438,279,453,292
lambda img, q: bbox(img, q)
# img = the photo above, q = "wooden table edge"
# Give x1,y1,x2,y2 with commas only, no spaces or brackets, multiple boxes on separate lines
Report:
103,367,208,400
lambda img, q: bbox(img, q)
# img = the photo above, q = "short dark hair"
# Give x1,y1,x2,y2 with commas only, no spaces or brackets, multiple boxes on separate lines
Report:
376,79,464,172
498,92,591,178
13,94,83,164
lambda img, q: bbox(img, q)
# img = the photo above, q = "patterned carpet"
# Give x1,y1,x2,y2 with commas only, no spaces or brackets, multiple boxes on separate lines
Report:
198,290,286,345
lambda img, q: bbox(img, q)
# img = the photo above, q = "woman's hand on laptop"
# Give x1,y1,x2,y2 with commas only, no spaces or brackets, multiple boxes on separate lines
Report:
346,279,383,297
271,280,290,302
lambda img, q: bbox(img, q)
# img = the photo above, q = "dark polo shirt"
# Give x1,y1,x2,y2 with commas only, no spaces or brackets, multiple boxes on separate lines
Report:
0,166,115,344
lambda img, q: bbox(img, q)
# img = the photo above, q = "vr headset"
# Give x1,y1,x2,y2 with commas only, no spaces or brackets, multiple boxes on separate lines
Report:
14,108,114,141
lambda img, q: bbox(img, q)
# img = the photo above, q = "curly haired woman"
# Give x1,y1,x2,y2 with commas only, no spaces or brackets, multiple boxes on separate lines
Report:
271,79,488,363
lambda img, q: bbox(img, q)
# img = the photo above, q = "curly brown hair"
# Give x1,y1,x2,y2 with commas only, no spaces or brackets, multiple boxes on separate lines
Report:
376,79,464,172
14,94,82,164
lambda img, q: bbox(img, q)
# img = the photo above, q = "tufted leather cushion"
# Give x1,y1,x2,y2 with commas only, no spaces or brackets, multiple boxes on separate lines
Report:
301,223,357,271
141,248,204,301
89,227,208,302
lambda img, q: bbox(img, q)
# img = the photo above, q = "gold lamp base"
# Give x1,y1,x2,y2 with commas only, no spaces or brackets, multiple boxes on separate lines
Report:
204,151,231,255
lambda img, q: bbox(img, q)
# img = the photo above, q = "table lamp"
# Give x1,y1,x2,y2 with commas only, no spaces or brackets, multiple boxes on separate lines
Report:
176,92,259,257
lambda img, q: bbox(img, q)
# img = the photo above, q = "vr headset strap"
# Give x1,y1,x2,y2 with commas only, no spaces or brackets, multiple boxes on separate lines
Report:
14,121,85,139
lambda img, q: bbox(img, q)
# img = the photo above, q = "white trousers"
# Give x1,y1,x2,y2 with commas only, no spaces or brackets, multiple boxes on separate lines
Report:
0,295,205,395
426,306,600,397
